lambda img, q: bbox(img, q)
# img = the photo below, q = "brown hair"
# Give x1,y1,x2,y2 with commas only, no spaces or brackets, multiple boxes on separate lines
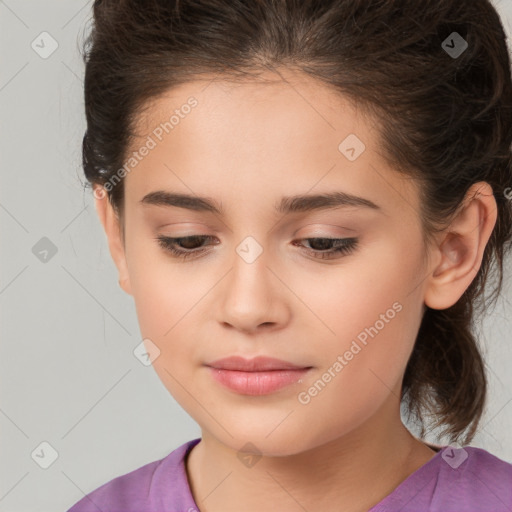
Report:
80,0,512,445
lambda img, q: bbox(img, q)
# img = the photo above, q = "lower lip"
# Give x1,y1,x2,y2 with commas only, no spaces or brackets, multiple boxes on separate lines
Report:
207,367,311,395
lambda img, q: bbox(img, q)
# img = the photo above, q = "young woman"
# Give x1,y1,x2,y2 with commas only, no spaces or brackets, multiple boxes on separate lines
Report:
68,0,512,510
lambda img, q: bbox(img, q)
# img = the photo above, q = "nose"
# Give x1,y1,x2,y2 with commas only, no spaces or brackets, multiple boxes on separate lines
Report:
217,245,291,334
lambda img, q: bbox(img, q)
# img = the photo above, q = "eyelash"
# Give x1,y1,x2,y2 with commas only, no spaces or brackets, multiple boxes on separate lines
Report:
155,235,359,261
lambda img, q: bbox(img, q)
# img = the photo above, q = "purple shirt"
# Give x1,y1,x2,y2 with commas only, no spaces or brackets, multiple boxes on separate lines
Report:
67,438,512,511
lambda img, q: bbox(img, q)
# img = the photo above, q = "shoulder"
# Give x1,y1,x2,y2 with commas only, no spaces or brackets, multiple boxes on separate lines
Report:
66,456,165,512
445,445,512,480
437,445,512,510
65,438,201,512
371,444,512,512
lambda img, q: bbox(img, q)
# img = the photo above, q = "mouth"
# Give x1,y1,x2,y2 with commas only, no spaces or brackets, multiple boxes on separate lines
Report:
205,356,313,395
205,355,311,372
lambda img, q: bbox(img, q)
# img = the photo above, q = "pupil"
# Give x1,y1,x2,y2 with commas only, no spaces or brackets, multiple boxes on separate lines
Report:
309,238,331,251
181,236,203,249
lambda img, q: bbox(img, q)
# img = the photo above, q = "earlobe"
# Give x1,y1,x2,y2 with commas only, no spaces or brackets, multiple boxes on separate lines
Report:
424,182,497,310
93,185,133,296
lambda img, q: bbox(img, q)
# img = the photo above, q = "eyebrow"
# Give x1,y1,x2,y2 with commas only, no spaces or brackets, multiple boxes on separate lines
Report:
139,190,381,215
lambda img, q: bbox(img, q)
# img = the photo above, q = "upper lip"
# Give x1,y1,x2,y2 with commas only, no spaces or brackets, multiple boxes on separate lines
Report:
205,356,311,372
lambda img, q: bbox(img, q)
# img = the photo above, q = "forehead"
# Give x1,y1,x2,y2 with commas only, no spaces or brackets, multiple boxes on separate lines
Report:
123,69,421,221
134,68,364,151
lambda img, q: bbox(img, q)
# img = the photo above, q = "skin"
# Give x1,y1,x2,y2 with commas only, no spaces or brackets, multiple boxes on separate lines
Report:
94,68,497,512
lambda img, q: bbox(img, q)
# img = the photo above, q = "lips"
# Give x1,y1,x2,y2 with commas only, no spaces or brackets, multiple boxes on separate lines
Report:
204,356,313,395
205,355,311,372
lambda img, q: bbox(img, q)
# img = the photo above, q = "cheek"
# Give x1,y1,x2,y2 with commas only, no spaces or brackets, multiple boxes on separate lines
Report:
126,237,200,334
294,239,423,388
128,260,203,401
126,245,213,384
291,241,417,340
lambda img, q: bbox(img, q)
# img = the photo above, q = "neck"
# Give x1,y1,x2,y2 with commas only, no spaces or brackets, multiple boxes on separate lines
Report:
185,403,437,512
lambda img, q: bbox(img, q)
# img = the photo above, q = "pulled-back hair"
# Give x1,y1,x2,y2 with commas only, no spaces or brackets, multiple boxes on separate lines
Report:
80,0,512,445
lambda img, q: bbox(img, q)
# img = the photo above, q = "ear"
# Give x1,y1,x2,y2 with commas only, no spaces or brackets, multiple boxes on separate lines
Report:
93,186,132,296
424,182,497,310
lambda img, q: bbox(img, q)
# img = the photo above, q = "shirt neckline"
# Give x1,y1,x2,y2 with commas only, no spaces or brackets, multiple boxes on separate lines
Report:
177,438,447,511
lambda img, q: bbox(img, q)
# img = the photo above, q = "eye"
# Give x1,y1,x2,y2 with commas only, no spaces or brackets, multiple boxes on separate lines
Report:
155,235,358,261
155,235,217,260
292,237,359,260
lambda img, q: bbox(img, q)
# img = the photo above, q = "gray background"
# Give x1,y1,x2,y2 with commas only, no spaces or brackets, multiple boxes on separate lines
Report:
1,1,511,511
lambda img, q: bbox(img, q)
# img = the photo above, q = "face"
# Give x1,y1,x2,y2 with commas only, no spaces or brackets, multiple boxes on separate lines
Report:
100,69,434,456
